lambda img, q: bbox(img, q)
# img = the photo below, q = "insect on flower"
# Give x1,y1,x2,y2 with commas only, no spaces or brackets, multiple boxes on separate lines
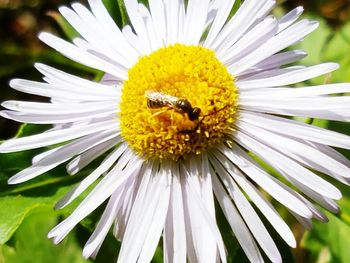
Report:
145,90,201,121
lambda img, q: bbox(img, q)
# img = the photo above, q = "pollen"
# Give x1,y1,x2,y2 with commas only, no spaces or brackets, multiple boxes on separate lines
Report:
120,44,238,160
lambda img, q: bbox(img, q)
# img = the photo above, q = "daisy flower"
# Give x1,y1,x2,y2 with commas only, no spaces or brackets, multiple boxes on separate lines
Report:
1,0,350,262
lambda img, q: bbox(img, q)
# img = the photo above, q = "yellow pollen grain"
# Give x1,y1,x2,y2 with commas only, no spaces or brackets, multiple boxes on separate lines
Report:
120,44,238,160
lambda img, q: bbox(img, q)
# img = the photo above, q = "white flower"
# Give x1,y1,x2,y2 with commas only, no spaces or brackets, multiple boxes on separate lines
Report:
1,0,350,262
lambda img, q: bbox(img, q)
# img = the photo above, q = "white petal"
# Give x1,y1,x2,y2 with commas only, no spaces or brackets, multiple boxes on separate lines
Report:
137,3,162,51
9,78,117,101
49,156,142,243
148,0,166,45
203,0,235,47
0,110,116,125
8,131,119,184
210,155,282,263
164,163,187,263
39,32,127,79
113,167,142,241
220,142,313,218
184,156,218,262
138,166,172,262
219,16,278,65
59,5,130,69
211,148,296,248
239,111,350,150
66,137,119,175
238,121,350,182
163,0,181,45
181,163,227,263
183,0,210,45
2,100,119,115
235,126,342,200
87,0,139,60
55,144,128,209
239,50,308,76
212,172,263,263
211,0,271,52
7,164,59,185
117,162,170,262
237,63,339,89
0,120,119,152
277,6,304,32
240,83,350,99
294,192,328,222
240,95,350,121
124,0,152,54
230,19,318,75
82,189,124,259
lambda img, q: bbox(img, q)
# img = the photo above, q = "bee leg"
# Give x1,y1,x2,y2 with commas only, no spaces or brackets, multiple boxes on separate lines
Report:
151,108,170,118
170,110,175,126
178,121,201,134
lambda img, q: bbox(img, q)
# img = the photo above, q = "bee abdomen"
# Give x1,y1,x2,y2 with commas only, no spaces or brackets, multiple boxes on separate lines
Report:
147,99,167,109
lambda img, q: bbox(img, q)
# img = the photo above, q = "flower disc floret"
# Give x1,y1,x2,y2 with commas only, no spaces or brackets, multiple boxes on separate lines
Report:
120,44,238,159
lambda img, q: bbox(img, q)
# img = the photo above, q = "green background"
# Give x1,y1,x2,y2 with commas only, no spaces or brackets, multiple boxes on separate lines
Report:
0,0,350,262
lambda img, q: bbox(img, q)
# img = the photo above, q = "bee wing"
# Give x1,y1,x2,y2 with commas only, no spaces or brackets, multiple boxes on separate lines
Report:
145,91,179,105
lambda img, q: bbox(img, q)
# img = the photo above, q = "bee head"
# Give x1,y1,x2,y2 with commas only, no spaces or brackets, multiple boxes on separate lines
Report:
188,107,201,121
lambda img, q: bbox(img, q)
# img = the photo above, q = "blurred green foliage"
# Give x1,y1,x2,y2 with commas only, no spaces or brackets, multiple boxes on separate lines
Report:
0,0,350,262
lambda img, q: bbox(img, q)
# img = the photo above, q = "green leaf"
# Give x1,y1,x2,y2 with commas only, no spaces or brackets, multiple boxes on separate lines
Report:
0,124,94,245
230,0,242,18
0,209,91,263
47,11,79,41
0,186,70,245
301,213,350,263
295,17,350,85
116,0,129,26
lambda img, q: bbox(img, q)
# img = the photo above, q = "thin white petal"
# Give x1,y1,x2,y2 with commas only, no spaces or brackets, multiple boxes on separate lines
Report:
59,5,130,69
212,172,263,263
211,0,271,51
203,0,236,47
0,110,116,125
277,6,304,32
117,162,170,262
164,163,187,263
66,138,119,175
9,79,117,101
49,156,142,243
87,0,139,60
55,144,128,209
230,19,319,75
211,149,296,248
238,121,350,182
210,155,282,263
237,63,339,89
239,111,350,150
181,164,227,263
240,83,350,99
219,16,278,65
138,166,171,262
219,142,313,218
124,0,152,54
148,0,166,45
183,0,210,45
0,120,119,152
39,32,127,79
83,190,124,259
239,50,308,76
234,127,342,200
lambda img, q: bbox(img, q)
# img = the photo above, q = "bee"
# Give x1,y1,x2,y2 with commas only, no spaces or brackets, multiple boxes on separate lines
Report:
145,90,201,121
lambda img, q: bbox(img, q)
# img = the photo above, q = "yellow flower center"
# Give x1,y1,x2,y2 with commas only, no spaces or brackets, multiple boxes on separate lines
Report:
120,44,238,160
